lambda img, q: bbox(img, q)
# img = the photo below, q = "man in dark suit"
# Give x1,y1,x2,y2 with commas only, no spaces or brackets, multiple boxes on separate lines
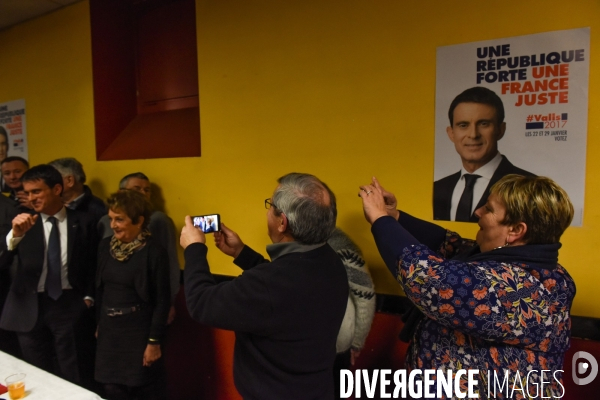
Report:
433,87,535,222
0,165,98,384
0,194,20,357
49,157,106,392
0,157,29,358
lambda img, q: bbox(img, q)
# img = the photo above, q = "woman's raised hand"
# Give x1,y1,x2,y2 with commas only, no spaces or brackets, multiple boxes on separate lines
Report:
359,177,390,225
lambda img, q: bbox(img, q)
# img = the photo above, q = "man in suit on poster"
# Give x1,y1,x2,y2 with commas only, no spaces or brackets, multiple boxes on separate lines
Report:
433,86,535,222
0,165,98,384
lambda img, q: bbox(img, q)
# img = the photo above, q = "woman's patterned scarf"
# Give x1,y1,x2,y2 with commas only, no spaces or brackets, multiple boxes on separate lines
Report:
110,229,151,261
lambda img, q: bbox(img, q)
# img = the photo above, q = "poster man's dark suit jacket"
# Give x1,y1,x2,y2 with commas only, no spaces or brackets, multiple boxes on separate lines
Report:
0,208,98,332
433,155,536,222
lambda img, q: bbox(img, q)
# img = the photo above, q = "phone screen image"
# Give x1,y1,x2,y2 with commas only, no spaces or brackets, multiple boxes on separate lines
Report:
192,214,221,233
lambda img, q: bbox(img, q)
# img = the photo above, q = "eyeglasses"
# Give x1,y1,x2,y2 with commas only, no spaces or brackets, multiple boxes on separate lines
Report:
264,198,278,210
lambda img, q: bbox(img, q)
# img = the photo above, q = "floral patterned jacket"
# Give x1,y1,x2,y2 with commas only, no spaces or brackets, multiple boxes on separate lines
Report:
371,213,576,399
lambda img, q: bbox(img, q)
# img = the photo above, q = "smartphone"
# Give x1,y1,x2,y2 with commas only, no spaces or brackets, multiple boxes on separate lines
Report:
192,214,221,233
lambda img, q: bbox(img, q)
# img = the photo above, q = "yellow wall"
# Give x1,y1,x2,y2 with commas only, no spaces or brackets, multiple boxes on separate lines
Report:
0,0,598,316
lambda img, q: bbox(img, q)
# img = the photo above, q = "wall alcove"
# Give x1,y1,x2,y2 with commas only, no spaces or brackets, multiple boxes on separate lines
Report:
90,0,200,161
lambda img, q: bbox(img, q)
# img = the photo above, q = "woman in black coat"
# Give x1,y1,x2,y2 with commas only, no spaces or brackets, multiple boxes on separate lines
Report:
95,190,170,400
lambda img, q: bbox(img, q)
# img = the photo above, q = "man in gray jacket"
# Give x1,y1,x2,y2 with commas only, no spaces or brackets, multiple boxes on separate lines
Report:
181,173,349,400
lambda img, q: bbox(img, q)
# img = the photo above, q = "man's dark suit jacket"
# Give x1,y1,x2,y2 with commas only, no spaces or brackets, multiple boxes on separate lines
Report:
0,208,98,332
70,185,106,225
433,155,536,222
69,185,107,238
0,195,19,329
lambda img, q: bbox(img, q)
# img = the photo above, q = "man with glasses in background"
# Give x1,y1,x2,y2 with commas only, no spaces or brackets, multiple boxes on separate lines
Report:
180,172,348,400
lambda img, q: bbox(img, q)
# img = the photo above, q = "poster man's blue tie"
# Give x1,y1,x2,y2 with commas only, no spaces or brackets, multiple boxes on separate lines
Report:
455,174,480,222
46,216,62,300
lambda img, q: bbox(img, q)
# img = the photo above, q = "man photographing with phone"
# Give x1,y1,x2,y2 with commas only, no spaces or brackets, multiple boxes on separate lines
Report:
180,173,348,400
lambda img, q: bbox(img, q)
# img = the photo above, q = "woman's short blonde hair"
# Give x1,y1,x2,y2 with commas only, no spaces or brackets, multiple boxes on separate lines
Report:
490,174,573,244
107,190,153,230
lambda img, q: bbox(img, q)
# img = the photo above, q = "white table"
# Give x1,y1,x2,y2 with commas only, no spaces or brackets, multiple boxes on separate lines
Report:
0,351,104,400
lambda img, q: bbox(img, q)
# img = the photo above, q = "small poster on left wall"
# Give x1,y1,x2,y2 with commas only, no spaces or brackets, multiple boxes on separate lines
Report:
0,99,28,192
0,99,28,161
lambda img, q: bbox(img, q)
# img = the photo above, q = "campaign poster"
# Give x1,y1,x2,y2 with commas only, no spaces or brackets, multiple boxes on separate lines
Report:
0,99,28,161
434,28,589,226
